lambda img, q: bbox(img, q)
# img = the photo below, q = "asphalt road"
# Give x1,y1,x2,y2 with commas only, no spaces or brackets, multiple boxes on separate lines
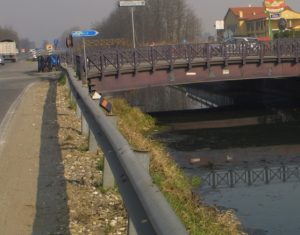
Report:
0,61,39,128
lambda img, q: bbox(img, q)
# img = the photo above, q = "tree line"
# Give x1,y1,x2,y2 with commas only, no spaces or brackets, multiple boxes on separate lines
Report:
92,0,202,46
0,26,35,49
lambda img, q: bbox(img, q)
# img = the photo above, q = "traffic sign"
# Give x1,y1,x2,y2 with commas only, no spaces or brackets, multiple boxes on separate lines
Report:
119,1,145,7
71,30,99,38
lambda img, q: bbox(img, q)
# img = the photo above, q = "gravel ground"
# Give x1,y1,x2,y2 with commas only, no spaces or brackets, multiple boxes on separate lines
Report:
56,80,128,235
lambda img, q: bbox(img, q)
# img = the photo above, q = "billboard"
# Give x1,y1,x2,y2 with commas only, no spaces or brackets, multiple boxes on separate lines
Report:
264,0,286,13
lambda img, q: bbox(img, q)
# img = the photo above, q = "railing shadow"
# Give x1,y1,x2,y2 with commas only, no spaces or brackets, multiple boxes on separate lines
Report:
32,79,70,235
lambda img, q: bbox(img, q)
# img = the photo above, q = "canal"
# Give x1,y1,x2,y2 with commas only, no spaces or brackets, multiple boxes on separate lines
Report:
152,104,300,234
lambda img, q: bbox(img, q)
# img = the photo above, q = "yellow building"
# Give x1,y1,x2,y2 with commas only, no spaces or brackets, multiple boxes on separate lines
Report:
224,5,300,39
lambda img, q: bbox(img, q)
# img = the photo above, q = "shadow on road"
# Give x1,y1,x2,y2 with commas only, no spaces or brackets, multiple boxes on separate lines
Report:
32,78,70,235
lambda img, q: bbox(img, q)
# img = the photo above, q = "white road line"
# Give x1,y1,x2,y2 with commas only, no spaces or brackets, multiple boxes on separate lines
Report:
0,82,37,157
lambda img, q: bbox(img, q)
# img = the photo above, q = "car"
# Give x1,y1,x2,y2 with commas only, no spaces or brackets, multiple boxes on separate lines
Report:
0,55,5,65
224,37,259,54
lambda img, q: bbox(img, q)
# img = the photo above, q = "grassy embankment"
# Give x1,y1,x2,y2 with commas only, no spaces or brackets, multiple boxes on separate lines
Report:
110,98,244,235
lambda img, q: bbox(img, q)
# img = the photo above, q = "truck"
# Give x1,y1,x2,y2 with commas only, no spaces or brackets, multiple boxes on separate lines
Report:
0,40,18,62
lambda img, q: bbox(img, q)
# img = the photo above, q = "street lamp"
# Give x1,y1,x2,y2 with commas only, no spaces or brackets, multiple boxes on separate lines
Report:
119,0,145,48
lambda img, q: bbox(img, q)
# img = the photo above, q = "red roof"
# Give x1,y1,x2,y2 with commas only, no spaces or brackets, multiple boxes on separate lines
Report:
230,7,267,20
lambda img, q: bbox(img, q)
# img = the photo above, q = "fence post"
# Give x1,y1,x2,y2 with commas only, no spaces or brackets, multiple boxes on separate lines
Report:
212,169,216,189
229,169,234,188
282,164,286,182
247,168,252,186
265,166,269,184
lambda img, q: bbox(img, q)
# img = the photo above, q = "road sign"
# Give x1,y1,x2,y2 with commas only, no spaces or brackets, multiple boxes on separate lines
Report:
119,1,145,7
71,30,99,38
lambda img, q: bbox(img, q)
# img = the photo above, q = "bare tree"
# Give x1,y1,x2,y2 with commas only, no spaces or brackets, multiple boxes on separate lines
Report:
19,38,35,50
0,26,20,46
93,0,202,46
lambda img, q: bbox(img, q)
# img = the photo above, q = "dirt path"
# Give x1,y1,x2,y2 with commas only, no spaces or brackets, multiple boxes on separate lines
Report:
0,73,127,235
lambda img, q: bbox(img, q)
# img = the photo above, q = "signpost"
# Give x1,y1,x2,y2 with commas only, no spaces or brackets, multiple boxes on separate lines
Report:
119,0,145,7
119,1,145,48
71,30,99,83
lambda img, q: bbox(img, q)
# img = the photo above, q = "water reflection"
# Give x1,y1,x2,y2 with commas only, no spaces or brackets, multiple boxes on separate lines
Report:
153,108,300,235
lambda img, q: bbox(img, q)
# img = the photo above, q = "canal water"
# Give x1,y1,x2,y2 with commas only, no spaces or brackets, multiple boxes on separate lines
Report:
153,107,300,235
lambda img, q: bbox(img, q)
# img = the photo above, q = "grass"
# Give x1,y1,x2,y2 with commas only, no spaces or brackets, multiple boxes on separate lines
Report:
58,73,67,86
111,98,243,235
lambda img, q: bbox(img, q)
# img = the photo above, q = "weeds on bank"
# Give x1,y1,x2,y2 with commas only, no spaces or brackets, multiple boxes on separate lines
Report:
58,73,67,86
111,98,242,235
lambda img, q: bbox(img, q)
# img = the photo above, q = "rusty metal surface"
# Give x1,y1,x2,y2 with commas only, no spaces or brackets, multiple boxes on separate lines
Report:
68,38,300,92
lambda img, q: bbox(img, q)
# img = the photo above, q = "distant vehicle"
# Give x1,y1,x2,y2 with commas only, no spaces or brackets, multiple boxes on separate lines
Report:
0,40,18,62
0,54,5,65
224,37,259,54
225,37,258,47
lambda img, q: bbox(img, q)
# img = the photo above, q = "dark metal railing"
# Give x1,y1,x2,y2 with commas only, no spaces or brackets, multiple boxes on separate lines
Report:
201,164,300,189
75,38,300,79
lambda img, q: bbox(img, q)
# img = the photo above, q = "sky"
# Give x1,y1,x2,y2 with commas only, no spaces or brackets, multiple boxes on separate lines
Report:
0,0,298,47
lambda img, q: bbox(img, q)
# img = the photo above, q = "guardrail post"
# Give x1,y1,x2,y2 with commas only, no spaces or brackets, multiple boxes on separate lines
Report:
81,114,89,137
103,156,115,189
128,149,150,235
76,103,81,118
128,218,138,235
102,115,118,189
88,130,98,152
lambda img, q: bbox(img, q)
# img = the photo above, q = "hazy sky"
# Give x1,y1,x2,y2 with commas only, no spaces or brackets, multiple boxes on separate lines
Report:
0,0,298,47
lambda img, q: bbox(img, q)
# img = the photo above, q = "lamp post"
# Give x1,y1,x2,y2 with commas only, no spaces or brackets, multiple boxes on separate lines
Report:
119,1,145,48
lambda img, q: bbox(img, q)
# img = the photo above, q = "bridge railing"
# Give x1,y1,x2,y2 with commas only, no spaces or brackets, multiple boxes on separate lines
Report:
63,38,300,81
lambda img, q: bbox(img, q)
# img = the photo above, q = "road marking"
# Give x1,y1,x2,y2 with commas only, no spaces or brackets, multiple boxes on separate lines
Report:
0,82,37,157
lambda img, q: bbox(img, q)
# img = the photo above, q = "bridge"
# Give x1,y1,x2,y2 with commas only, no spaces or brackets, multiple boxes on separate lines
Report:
71,38,300,94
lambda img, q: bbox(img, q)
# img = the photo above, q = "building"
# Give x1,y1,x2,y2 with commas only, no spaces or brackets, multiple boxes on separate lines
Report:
224,5,300,40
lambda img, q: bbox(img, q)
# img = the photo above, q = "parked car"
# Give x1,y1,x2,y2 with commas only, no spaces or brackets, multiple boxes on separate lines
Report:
0,54,5,65
224,37,259,54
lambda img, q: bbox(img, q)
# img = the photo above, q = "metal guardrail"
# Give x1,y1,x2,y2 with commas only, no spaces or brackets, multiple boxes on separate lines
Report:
201,164,300,189
62,66,189,235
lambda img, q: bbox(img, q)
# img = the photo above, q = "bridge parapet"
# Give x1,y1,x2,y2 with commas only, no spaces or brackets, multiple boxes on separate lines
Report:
84,38,300,78
61,39,300,93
